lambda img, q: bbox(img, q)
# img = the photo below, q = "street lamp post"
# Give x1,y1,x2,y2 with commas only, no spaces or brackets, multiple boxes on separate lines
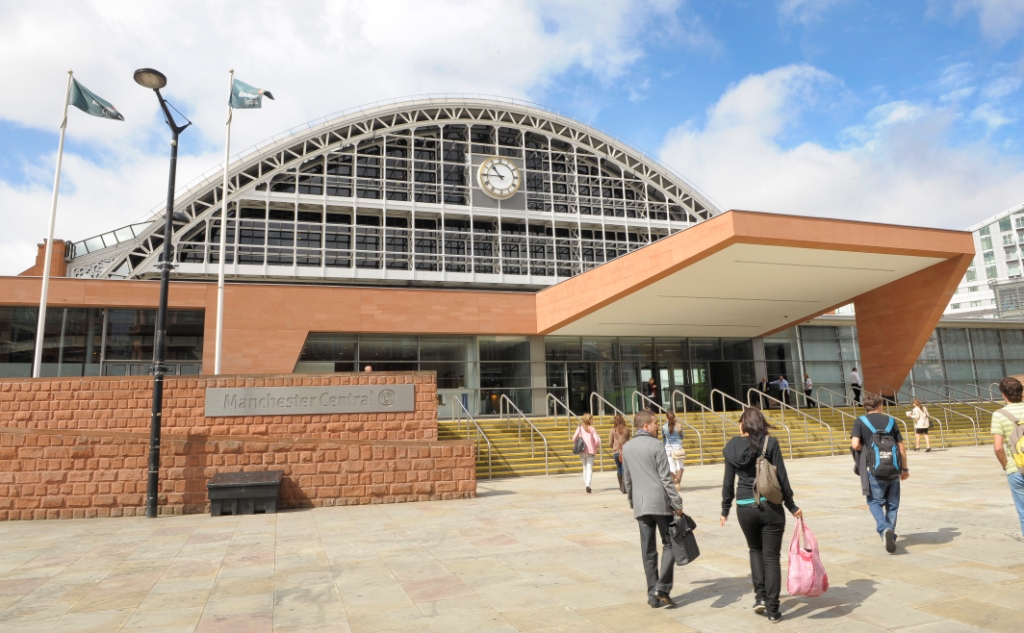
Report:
134,68,190,519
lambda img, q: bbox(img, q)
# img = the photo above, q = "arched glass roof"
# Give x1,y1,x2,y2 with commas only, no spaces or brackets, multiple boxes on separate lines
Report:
68,96,720,289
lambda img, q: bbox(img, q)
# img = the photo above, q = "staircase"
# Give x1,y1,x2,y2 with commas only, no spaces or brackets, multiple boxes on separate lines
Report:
438,399,1000,480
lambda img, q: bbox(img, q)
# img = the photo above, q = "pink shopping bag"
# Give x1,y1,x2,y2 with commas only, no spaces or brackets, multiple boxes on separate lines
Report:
787,517,828,597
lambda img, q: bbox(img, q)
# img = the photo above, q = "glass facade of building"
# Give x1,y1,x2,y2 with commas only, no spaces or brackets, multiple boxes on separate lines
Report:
0,307,204,378
7,306,1024,415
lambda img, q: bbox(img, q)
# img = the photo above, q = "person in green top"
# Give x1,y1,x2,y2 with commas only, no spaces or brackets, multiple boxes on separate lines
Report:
992,377,1024,539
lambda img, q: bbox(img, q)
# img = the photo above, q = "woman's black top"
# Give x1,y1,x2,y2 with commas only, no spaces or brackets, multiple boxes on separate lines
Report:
721,434,799,517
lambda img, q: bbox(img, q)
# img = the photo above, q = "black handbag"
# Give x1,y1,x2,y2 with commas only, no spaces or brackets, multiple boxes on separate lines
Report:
572,436,586,455
669,513,700,566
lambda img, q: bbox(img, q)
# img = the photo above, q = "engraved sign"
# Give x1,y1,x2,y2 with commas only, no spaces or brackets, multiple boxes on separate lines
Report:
205,385,415,417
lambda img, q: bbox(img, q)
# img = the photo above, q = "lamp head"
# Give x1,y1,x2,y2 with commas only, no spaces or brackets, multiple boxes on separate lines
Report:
133,68,167,90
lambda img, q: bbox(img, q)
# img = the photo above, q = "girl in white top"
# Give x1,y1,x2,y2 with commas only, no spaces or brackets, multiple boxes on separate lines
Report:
907,398,931,452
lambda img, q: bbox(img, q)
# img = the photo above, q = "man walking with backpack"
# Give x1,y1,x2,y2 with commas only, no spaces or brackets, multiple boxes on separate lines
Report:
851,392,908,553
991,377,1024,540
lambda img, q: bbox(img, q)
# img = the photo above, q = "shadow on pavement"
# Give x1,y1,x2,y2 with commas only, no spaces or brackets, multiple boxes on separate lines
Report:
894,526,961,554
782,578,879,619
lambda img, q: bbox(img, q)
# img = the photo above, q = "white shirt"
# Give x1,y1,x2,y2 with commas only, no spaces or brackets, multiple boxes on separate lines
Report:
804,377,812,390
850,370,861,386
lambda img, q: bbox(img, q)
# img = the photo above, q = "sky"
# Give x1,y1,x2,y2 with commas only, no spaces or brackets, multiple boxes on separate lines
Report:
1,0,1023,275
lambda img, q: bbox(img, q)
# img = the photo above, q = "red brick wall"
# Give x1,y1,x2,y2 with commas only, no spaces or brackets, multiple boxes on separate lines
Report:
0,372,437,441
0,371,476,521
0,427,475,521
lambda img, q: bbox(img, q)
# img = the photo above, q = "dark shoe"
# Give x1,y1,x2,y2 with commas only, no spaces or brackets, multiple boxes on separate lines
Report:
655,591,672,608
617,472,625,493
884,528,896,554
586,486,591,494
767,612,782,623
648,595,661,608
753,598,766,614
926,447,931,452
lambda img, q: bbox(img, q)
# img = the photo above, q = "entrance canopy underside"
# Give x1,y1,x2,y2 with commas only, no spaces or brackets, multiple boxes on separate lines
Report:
536,210,975,343
550,243,943,338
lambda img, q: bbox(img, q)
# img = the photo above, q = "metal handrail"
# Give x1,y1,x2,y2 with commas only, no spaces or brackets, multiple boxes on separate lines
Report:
547,393,585,438
991,382,1001,401
945,384,1001,408
814,386,863,416
671,389,737,442
499,394,549,475
451,397,492,480
711,388,749,413
740,390,794,458
789,388,856,438
963,383,1001,404
632,390,704,465
881,384,976,446
590,392,628,419
903,383,987,441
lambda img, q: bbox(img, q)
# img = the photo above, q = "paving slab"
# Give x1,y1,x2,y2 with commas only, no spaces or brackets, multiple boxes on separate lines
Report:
1,445,1023,631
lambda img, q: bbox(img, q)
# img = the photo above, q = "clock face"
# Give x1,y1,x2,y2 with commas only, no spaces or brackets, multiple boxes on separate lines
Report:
478,157,521,200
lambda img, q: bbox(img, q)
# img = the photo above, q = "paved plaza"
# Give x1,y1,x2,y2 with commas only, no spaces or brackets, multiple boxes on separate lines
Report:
2,445,1023,632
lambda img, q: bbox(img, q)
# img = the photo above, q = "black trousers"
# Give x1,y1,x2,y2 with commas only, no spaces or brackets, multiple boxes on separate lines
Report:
737,503,786,615
637,514,675,597
805,389,815,407
852,385,862,404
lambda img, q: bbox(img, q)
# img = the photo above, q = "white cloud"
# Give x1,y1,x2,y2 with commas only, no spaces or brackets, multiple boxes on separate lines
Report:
928,0,1024,44
0,0,709,275
970,102,1015,129
778,0,846,25
660,64,1024,231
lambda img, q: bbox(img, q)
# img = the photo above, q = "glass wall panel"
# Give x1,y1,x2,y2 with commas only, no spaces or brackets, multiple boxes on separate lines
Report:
1002,330,1024,359
545,336,581,361
480,336,530,361
722,339,753,360
620,338,653,361
689,339,721,361
582,337,617,361
654,338,686,362
970,329,1002,359
939,328,972,360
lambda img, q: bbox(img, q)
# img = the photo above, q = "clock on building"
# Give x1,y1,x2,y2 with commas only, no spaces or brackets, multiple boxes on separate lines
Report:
477,156,521,200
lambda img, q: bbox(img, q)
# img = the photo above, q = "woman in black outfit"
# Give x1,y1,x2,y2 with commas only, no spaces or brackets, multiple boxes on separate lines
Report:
720,408,802,623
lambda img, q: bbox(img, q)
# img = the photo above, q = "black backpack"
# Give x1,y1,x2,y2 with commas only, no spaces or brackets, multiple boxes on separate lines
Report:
858,415,900,480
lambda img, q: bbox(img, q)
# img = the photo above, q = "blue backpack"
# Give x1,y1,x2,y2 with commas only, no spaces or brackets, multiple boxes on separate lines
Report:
859,415,900,480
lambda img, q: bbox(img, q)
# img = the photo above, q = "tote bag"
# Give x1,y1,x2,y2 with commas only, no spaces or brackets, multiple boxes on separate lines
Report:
787,517,828,597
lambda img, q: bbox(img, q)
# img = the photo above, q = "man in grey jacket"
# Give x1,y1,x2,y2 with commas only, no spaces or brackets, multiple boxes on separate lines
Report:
622,409,684,608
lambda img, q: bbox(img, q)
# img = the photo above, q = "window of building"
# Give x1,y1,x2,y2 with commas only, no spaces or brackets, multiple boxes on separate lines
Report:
984,251,995,264
1005,234,1017,246
986,266,998,279
1001,217,1013,232
966,269,978,281
981,237,993,250
1010,261,1021,276
1016,216,1024,229
979,225,991,236
1006,246,1018,259
951,303,961,309
971,300,982,307
969,286,978,292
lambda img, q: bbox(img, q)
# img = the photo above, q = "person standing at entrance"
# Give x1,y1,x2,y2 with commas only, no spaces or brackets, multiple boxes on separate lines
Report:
851,392,908,554
850,367,862,404
646,378,660,406
663,411,685,489
908,399,930,452
991,377,1024,540
803,374,814,408
721,407,802,623
757,377,770,409
572,413,601,493
622,410,683,608
769,375,789,407
610,413,631,494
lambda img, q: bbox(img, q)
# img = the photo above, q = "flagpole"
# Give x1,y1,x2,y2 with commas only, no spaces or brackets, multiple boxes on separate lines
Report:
214,69,234,375
32,70,74,379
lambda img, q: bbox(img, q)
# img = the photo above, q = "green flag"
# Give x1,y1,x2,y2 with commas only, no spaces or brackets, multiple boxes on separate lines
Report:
230,78,274,109
68,78,124,121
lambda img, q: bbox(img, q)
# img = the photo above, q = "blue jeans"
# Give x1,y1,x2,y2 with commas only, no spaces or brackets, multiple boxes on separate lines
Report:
614,453,623,476
866,473,901,536
1008,473,1024,535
